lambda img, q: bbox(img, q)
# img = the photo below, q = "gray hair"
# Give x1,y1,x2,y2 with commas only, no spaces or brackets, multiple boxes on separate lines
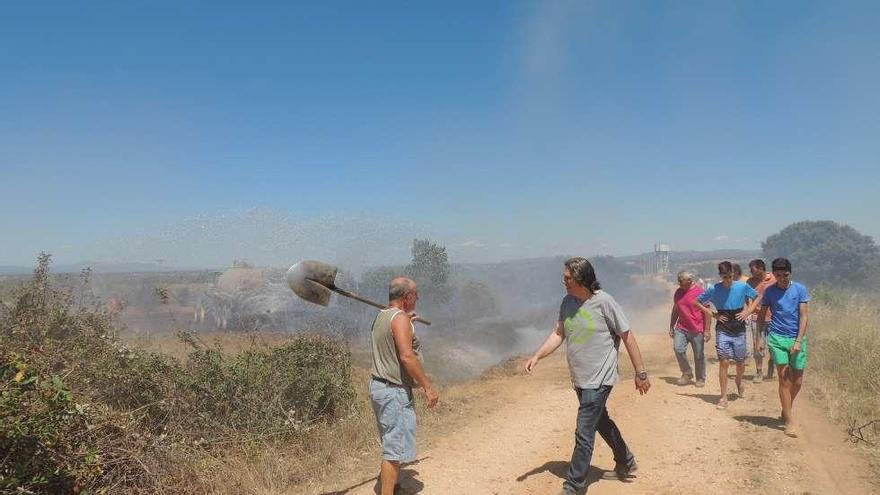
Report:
677,270,695,282
388,277,416,301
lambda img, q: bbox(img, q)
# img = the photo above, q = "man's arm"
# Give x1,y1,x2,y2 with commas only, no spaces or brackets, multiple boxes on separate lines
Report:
669,305,679,337
524,321,565,374
693,299,716,320
756,305,769,353
791,303,809,355
621,330,651,395
738,296,761,320
391,313,439,408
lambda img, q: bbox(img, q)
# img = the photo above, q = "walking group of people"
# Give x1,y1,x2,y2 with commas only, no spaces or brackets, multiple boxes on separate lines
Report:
364,256,809,494
671,258,810,437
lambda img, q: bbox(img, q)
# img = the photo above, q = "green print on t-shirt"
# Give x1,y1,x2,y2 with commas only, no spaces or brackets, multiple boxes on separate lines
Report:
566,307,596,344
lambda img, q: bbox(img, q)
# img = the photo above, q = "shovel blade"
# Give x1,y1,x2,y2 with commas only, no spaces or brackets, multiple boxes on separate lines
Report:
286,260,338,307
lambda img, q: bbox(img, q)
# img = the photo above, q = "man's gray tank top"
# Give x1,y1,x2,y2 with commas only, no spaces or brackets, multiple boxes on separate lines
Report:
370,308,421,387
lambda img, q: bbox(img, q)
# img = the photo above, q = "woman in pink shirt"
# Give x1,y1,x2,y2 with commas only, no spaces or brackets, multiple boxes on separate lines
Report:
669,271,710,387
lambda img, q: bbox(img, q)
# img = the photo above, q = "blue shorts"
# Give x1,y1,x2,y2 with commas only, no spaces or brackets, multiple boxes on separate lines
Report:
716,331,747,362
369,378,417,462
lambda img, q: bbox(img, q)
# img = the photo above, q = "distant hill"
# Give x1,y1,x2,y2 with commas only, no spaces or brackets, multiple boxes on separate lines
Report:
618,248,762,264
0,266,30,275
0,261,210,275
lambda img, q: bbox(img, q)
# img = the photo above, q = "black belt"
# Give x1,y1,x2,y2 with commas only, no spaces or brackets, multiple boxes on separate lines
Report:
371,376,403,386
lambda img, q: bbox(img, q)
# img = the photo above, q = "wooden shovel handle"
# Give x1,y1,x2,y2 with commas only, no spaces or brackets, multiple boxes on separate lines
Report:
331,287,432,326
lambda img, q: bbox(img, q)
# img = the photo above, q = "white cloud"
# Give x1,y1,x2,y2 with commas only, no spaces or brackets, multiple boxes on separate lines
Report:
714,234,729,241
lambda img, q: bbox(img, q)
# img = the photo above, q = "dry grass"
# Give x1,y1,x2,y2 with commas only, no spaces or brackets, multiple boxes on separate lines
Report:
808,290,880,450
128,330,532,494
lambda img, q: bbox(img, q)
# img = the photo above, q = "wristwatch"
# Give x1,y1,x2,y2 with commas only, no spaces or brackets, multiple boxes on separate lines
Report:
637,371,648,381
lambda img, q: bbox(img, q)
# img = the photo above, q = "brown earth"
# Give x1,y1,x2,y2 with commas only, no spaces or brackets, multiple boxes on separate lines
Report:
306,311,877,495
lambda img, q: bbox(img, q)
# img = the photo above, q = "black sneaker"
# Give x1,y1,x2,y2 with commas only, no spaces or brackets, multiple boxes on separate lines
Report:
600,460,638,480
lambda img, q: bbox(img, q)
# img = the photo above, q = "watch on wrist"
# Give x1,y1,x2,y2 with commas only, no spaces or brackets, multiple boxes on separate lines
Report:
637,371,648,381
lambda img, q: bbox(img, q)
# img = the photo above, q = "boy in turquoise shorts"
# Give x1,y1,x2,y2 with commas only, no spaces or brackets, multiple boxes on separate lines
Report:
757,258,810,438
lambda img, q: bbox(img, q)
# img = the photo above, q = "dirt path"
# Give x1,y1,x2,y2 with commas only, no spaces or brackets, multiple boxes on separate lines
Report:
317,329,876,494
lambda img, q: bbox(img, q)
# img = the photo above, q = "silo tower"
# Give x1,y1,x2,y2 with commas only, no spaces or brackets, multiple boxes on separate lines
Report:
654,242,670,274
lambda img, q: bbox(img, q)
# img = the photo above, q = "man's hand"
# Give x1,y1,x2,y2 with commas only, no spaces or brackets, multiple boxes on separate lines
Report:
790,340,802,356
704,331,711,343
668,327,674,338
716,313,729,323
735,309,750,321
424,385,439,409
635,375,651,395
523,355,539,375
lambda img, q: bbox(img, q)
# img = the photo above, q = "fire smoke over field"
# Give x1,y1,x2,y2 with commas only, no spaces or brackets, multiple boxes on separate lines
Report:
71,208,670,381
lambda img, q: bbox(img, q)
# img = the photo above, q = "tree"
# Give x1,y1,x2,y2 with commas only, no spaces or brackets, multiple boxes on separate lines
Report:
358,266,398,302
762,220,879,287
455,280,498,319
406,239,452,304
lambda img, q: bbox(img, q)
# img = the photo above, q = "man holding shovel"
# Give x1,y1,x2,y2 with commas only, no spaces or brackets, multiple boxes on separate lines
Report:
369,277,439,495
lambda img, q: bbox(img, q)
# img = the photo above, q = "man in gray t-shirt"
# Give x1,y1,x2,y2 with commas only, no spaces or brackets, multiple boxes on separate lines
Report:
559,290,630,389
525,257,651,495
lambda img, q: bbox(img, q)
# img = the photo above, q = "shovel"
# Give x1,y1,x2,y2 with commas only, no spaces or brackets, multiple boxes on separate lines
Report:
286,260,431,325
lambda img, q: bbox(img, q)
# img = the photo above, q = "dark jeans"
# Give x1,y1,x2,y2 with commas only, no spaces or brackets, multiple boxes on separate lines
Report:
563,385,634,493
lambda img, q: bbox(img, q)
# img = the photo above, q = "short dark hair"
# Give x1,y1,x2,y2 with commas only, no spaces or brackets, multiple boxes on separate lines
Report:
564,257,601,292
771,258,792,272
717,261,733,275
748,259,766,270
732,263,743,277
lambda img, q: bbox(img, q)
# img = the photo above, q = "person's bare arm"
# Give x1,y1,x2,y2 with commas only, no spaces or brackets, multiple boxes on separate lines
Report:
524,321,565,374
791,303,809,355
756,305,769,353
669,305,679,337
738,296,761,321
703,304,713,342
391,313,438,408
621,330,651,395
693,299,716,320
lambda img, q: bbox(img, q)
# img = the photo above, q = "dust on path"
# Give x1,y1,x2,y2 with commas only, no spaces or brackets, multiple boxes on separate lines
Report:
319,327,876,494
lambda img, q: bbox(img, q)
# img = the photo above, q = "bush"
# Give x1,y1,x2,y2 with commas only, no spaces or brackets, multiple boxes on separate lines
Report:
809,290,880,446
0,254,357,493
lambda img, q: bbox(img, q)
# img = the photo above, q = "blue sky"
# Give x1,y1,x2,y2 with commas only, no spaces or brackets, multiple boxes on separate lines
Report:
2,1,878,267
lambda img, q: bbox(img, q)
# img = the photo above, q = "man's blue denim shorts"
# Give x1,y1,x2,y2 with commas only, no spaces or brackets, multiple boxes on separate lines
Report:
369,378,416,462
716,330,747,362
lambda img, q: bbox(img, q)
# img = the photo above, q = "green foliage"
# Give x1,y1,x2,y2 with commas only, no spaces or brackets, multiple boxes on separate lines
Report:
0,254,357,493
406,238,452,304
455,280,498,319
0,353,96,494
359,266,398,302
762,220,879,287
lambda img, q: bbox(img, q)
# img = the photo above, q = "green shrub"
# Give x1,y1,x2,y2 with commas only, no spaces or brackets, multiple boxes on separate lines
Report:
0,254,357,493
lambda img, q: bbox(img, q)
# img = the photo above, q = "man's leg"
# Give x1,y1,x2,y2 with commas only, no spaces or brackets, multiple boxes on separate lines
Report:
379,460,400,495
596,405,636,478
733,332,747,396
735,360,746,396
563,386,611,494
752,322,764,382
790,369,805,405
777,364,793,424
691,332,706,384
673,330,693,383
718,358,730,407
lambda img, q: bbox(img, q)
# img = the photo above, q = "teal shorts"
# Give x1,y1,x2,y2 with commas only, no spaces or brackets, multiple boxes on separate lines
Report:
767,333,808,370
